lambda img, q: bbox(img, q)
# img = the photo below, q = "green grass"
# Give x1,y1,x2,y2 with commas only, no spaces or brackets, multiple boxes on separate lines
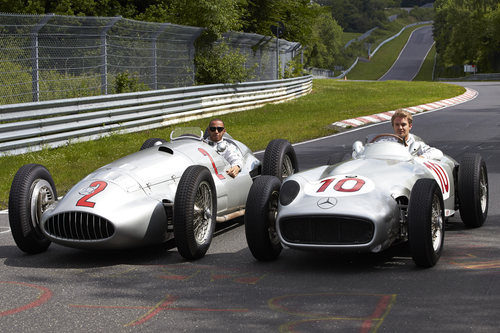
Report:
347,24,432,80
341,32,362,46
413,43,436,81
0,80,465,209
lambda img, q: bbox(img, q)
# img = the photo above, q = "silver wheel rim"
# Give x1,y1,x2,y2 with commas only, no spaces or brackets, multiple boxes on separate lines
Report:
193,181,213,245
431,194,443,252
479,167,487,213
267,191,280,245
30,179,56,233
281,154,294,178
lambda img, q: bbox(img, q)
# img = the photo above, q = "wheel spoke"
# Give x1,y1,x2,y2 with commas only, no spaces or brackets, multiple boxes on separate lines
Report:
267,191,280,245
30,179,56,231
282,155,293,178
479,168,487,213
431,195,443,251
193,182,212,244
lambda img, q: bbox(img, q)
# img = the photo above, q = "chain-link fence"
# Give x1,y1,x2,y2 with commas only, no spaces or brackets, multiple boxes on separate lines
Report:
0,13,301,105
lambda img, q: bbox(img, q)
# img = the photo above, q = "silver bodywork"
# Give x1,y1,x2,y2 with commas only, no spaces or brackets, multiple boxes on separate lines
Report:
40,128,260,249
276,139,457,253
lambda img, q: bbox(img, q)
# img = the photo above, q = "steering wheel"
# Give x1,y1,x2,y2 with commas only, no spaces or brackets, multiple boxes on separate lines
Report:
369,133,405,145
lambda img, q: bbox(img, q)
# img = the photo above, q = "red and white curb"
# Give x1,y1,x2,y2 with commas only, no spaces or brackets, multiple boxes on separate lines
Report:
332,88,478,129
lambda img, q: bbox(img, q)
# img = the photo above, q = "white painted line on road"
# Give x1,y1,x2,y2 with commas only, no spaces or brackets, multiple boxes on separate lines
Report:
0,228,11,234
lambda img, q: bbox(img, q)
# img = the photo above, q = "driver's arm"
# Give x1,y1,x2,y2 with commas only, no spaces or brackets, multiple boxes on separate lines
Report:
224,143,244,178
418,142,443,160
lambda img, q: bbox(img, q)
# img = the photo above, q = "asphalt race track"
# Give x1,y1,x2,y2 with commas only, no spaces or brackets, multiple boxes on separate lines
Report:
1,81,498,332
379,25,435,81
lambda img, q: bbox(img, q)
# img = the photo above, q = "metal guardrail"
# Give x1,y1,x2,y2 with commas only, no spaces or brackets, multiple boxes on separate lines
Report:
0,76,312,156
437,73,500,81
307,67,335,79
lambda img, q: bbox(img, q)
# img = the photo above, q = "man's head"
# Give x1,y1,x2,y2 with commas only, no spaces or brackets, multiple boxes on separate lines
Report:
208,118,226,142
391,109,413,140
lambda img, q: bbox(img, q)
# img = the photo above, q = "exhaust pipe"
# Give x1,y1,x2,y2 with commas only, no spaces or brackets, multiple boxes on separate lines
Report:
216,209,245,222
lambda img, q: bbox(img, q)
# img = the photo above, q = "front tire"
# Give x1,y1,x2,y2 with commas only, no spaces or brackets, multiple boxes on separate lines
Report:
408,178,444,268
458,153,488,228
262,139,298,181
9,164,57,254
244,175,282,261
174,165,216,260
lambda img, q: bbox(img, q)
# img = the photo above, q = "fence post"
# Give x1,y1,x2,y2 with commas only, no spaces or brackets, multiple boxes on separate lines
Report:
100,16,121,95
152,23,170,90
31,13,54,102
188,30,202,86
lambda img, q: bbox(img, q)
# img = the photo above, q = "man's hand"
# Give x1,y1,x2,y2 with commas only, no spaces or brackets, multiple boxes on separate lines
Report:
226,165,241,178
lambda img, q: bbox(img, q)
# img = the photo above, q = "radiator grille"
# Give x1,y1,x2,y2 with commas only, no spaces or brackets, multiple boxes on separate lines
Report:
280,216,374,245
44,211,115,240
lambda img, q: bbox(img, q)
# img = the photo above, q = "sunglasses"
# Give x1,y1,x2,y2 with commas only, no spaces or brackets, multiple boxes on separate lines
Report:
209,126,224,132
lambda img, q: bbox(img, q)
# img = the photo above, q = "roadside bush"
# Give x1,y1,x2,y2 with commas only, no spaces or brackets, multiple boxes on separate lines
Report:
195,42,254,84
112,71,149,94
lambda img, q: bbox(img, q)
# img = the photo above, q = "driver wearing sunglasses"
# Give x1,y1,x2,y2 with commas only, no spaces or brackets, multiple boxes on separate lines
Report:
205,118,243,178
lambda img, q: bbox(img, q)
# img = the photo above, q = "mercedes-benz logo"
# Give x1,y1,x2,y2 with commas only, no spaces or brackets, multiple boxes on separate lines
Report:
317,197,337,209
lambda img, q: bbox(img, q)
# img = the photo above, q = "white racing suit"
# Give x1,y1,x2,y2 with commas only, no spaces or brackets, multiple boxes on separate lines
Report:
205,138,244,169
406,134,443,160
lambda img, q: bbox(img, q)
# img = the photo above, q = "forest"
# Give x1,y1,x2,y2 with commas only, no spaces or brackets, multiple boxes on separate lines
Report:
433,0,500,75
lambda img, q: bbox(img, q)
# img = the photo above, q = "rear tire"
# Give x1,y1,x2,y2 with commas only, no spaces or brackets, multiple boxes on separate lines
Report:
408,179,444,268
244,176,282,261
458,153,488,228
9,164,56,254
140,138,167,150
262,139,298,181
174,165,216,260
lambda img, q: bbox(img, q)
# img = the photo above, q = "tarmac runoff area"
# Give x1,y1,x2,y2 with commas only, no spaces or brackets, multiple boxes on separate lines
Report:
330,88,478,129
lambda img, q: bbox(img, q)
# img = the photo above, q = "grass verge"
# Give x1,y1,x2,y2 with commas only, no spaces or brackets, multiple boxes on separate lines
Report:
347,24,432,80
413,43,436,81
0,80,465,209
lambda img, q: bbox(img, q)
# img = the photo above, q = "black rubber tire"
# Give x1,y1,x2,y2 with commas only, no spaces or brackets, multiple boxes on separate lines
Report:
244,175,282,261
173,165,216,260
458,153,488,228
262,139,298,181
140,138,167,150
8,164,57,254
408,178,445,268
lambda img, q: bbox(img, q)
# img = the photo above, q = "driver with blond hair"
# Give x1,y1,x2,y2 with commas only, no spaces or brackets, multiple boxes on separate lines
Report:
392,109,443,160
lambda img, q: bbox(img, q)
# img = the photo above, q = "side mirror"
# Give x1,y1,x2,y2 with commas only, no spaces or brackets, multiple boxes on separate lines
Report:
352,140,364,158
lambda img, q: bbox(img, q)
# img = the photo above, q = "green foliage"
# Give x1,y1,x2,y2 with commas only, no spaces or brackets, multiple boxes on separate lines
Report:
401,0,435,6
112,72,149,94
283,57,304,79
316,0,398,33
434,0,500,75
194,42,253,84
408,6,435,21
304,8,343,70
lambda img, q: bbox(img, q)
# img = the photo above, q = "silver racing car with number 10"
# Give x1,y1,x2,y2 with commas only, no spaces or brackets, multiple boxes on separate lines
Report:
8,127,298,260
244,134,488,267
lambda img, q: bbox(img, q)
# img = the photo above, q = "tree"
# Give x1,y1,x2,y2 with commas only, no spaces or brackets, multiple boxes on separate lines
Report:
434,0,500,74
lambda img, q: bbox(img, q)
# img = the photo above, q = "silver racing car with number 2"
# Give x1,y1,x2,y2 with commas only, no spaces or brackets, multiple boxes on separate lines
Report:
244,133,488,267
8,127,298,260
